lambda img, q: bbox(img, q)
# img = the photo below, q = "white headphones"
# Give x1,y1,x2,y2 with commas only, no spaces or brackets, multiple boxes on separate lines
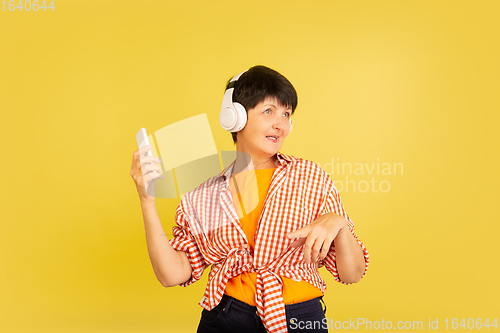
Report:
219,70,292,136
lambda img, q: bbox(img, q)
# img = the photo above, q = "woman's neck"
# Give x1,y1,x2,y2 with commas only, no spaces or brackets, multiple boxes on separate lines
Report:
232,151,278,174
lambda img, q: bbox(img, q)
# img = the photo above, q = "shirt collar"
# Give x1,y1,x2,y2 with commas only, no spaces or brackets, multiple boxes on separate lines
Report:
276,151,292,166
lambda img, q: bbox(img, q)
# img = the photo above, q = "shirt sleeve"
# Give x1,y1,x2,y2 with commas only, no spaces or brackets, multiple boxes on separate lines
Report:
169,196,207,287
316,169,370,285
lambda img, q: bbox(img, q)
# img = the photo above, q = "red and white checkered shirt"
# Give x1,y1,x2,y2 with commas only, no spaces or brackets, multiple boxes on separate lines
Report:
169,151,369,333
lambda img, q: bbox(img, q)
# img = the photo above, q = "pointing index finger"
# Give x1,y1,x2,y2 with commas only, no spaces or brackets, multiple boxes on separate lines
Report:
287,225,309,239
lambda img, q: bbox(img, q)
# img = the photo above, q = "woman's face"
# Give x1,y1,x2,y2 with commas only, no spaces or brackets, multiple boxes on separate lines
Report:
236,97,292,161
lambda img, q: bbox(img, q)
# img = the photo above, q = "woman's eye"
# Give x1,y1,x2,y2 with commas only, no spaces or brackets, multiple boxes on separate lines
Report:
264,109,271,114
283,112,290,117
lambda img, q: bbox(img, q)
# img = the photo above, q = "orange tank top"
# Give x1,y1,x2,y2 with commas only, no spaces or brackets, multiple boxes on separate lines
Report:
224,167,323,305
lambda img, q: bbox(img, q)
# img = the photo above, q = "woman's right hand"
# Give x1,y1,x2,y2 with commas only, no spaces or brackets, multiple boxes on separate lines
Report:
130,145,164,201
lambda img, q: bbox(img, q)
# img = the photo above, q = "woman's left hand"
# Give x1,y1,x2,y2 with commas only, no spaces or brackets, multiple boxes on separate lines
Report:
286,212,347,264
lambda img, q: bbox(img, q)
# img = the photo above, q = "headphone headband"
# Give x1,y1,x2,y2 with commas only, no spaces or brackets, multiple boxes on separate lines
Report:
230,70,247,83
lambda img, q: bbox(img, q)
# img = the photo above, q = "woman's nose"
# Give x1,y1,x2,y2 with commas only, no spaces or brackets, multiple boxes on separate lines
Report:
273,117,289,131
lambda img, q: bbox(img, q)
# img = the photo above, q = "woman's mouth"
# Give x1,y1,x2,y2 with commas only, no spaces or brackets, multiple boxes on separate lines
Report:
266,136,278,143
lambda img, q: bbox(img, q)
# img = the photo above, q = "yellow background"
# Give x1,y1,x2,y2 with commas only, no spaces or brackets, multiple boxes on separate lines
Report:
1,0,498,332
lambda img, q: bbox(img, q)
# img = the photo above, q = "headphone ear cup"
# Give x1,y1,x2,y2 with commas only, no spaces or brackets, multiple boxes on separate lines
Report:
220,70,249,133
231,102,248,132
219,106,236,131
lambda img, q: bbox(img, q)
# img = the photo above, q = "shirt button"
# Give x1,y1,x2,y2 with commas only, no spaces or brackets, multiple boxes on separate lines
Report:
242,244,249,250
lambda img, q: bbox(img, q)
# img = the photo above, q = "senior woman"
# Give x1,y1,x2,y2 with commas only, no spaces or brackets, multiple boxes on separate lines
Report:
130,65,369,333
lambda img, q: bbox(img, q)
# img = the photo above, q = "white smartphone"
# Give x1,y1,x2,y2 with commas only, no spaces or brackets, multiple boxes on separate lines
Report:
136,128,153,157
